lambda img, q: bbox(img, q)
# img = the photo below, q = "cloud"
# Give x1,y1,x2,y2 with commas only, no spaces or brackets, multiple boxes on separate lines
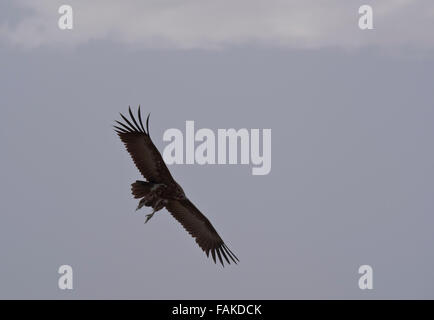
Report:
1,0,434,51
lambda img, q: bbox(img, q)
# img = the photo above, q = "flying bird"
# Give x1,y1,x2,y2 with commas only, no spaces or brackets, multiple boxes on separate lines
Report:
114,107,239,266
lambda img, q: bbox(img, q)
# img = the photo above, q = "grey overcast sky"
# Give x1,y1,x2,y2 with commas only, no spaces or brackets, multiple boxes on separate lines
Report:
1,1,434,299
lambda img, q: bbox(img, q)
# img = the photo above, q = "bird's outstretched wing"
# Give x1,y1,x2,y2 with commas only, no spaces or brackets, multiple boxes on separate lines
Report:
114,106,175,185
166,198,239,266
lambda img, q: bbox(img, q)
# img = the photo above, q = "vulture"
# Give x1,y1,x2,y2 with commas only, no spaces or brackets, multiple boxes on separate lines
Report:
114,107,239,266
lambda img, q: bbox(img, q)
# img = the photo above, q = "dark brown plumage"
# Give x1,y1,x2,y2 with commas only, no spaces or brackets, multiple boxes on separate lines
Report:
114,106,239,266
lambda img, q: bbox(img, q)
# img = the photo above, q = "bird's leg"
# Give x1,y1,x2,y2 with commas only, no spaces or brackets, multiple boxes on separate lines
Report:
144,199,165,224
136,202,144,211
136,193,155,212
144,210,155,223
136,197,148,211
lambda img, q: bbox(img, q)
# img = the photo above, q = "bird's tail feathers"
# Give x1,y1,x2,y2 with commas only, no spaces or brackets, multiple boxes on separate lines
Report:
131,180,152,199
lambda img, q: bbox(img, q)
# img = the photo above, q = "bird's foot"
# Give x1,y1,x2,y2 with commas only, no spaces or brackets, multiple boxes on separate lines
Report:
144,212,155,223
